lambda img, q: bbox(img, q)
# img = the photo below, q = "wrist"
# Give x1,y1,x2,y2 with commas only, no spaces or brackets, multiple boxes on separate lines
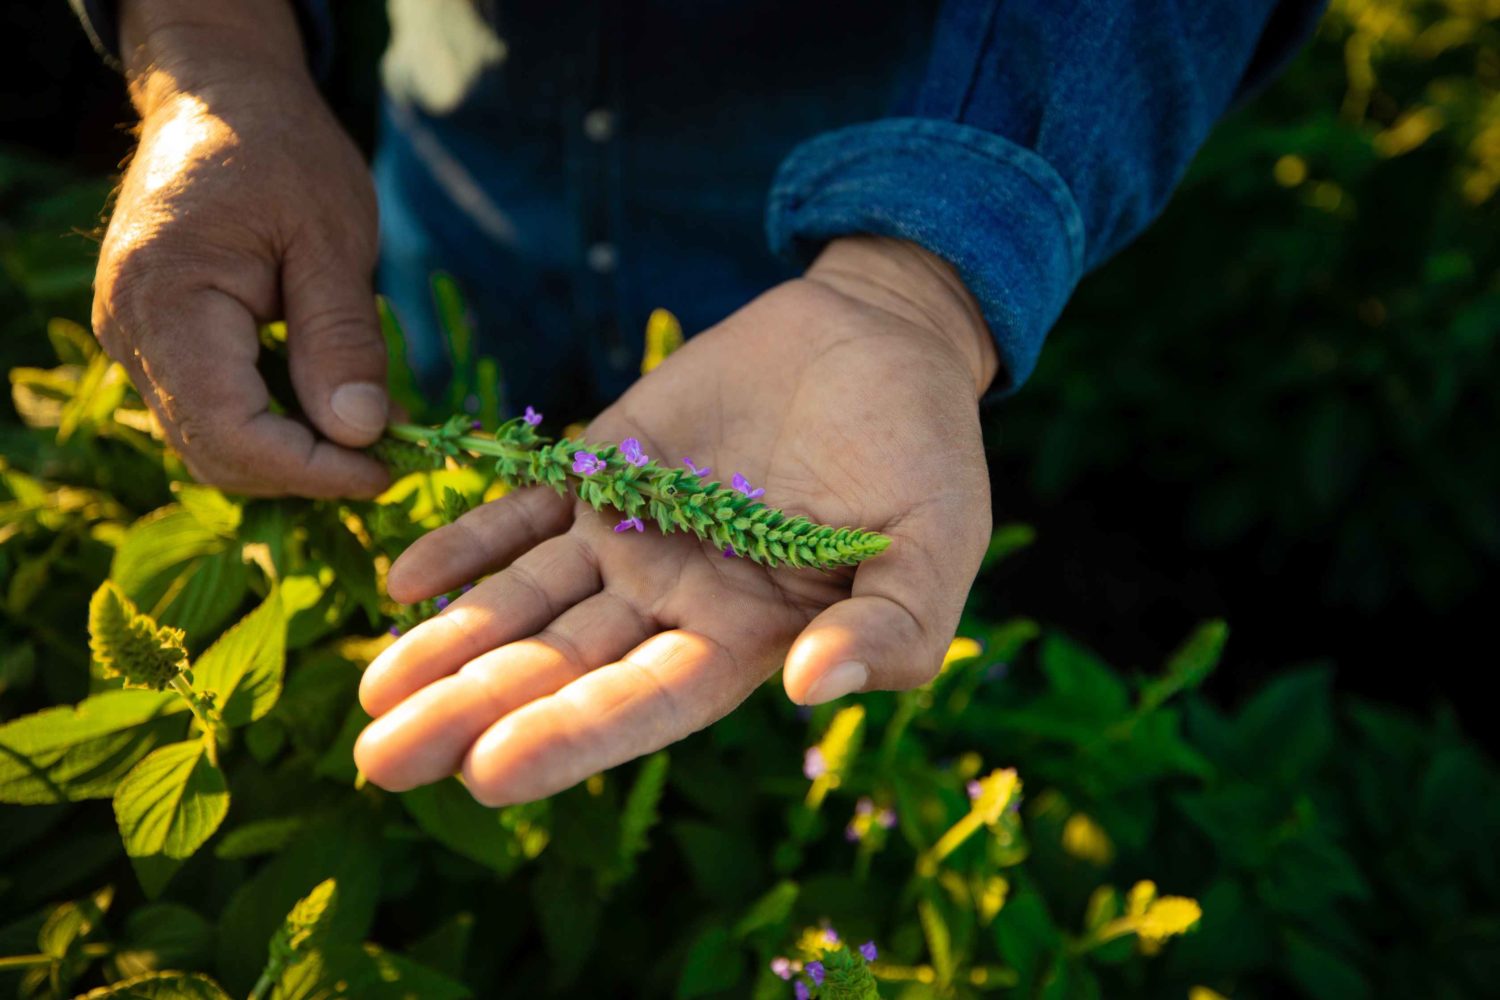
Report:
120,0,308,116
806,236,999,399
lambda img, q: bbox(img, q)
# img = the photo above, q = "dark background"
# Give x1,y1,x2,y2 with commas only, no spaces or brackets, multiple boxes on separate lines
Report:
2,1,1496,746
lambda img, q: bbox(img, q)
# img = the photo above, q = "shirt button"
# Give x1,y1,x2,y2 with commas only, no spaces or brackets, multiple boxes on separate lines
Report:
586,241,617,274
583,108,616,143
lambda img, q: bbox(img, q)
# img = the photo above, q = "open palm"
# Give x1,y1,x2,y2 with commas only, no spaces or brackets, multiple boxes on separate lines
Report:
354,240,995,804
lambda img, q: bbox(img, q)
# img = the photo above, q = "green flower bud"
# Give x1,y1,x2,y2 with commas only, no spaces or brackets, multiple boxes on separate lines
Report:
87,582,189,690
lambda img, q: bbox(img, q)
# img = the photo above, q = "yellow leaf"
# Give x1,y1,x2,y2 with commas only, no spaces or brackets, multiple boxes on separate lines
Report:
1062,813,1115,866
1137,897,1203,942
640,308,684,374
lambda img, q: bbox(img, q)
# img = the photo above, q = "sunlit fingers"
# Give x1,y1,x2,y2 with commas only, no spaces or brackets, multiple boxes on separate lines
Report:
354,591,655,792
460,629,766,806
386,486,573,604
360,534,600,716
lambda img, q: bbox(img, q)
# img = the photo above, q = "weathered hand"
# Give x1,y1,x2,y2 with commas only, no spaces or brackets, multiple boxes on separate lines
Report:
355,236,999,804
92,0,389,497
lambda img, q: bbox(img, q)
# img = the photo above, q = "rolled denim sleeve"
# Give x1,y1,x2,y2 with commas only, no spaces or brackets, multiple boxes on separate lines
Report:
766,0,1328,395
67,0,335,79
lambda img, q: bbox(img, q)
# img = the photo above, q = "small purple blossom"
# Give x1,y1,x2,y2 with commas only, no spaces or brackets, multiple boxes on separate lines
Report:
878,807,897,829
856,797,874,817
794,982,810,1000
731,472,766,499
460,583,474,594
614,516,645,533
572,451,606,476
434,595,450,611
823,927,839,945
967,780,984,800
770,957,793,980
683,457,711,477
844,824,860,842
722,546,737,559
470,420,482,430
803,746,827,780
620,437,648,467
523,406,542,426
860,941,878,962
807,961,825,986
795,705,813,722
985,661,1011,682
388,625,402,637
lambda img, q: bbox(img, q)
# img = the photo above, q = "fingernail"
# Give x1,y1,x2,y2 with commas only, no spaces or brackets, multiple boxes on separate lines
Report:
802,660,869,705
330,382,389,434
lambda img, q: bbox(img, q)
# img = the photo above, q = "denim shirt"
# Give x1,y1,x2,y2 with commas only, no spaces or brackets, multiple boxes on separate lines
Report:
75,0,1325,413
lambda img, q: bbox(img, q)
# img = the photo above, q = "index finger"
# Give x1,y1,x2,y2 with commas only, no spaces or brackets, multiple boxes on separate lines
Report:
125,288,390,497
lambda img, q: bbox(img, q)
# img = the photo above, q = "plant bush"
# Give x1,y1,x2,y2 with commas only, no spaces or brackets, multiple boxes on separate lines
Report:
999,0,1500,609
2,302,1496,1000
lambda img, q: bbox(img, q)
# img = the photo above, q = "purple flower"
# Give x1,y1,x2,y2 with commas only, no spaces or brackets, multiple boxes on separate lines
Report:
803,746,827,780
460,583,474,594
823,927,839,945
683,457,711,477
967,780,984,800
844,824,860,842
985,661,1011,682
860,941,878,962
793,982,810,1000
731,472,765,500
722,546,737,559
878,808,897,829
770,957,793,980
807,961,825,986
620,437,648,467
795,705,813,722
470,420,482,430
434,595,450,611
573,451,606,476
523,406,542,426
614,516,645,534
388,625,402,637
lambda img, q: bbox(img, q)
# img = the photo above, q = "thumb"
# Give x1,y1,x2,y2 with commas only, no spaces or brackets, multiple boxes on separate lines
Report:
282,245,390,447
782,506,983,705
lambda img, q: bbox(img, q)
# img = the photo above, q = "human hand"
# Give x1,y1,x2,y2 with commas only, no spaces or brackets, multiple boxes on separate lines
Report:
355,236,999,804
92,0,389,497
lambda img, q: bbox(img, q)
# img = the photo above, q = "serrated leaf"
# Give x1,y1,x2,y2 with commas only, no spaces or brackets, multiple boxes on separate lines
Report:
608,752,668,884
0,690,185,804
113,740,230,896
1140,620,1228,711
733,881,799,940
192,588,286,727
74,971,231,1000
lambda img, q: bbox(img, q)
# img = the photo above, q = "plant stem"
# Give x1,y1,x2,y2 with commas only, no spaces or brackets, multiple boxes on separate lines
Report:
169,673,221,766
247,970,276,1000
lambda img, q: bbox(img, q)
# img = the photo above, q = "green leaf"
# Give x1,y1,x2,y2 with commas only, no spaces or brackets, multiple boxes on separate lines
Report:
106,902,214,981
216,816,380,994
308,515,379,626
274,944,472,1000
74,971,231,1000
38,885,113,996
192,588,286,727
1284,931,1371,999
531,858,602,990
214,817,307,860
980,522,1036,570
733,881,799,941
1140,620,1228,711
676,926,744,1000
1230,667,1334,780
1039,634,1130,721
607,751,668,884
0,690,185,804
918,895,955,986
113,740,230,896
400,778,542,876
110,506,229,615
994,890,1062,991
170,483,243,537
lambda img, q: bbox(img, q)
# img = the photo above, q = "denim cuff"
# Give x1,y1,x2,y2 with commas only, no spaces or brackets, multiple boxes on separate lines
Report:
68,0,334,80
766,118,1086,398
